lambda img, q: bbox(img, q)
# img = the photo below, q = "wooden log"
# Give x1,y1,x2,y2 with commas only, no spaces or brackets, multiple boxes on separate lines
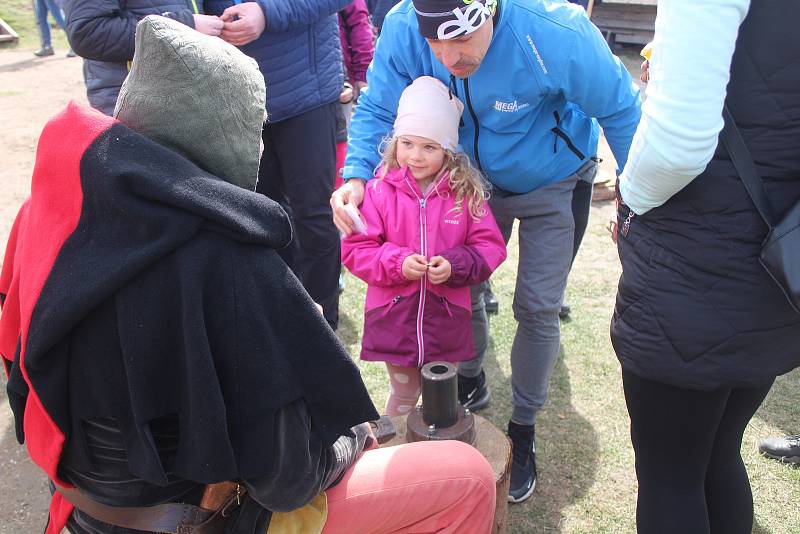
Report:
383,413,513,534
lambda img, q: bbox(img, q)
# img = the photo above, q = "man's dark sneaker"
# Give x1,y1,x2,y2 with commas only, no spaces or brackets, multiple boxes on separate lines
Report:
508,421,537,503
458,370,491,411
758,435,800,464
484,283,499,314
559,303,571,320
34,45,55,57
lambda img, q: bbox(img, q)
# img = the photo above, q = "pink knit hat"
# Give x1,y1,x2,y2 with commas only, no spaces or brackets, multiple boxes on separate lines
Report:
393,76,464,152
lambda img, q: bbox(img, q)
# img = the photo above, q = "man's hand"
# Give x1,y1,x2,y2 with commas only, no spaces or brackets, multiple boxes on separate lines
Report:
193,14,224,37
640,60,650,84
427,256,451,285
331,179,366,235
402,254,429,281
353,81,368,101
220,2,266,46
340,83,354,104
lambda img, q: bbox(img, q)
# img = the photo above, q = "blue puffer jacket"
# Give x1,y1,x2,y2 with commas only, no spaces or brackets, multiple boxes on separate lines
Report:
344,0,641,193
64,0,202,115
204,0,350,122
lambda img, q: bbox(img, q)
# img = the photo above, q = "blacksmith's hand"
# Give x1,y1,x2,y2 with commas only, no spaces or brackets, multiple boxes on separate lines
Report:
220,3,266,46
331,179,366,236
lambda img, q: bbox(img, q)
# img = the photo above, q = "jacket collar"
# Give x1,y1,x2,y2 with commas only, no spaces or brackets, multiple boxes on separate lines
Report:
382,165,453,199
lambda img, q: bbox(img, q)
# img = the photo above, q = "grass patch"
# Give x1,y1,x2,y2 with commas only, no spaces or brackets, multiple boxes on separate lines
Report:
338,200,800,533
0,0,71,51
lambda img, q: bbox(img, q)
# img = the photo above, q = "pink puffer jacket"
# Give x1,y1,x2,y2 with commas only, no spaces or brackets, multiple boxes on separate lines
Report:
342,166,507,367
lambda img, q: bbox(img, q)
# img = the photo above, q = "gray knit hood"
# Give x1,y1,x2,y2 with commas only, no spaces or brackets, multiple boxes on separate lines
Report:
114,15,265,191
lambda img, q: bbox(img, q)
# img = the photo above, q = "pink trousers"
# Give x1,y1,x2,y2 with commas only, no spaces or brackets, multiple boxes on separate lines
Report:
322,440,496,534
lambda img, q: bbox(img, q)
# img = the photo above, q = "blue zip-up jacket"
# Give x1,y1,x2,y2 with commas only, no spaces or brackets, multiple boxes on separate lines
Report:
205,0,350,123
64,0,202,116
344,0,641,193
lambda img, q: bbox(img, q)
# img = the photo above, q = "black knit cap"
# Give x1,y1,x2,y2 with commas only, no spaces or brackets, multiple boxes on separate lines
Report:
413,0,497,40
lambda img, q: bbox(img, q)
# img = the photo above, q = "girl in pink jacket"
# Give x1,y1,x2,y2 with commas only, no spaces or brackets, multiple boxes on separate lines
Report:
342,77,507,416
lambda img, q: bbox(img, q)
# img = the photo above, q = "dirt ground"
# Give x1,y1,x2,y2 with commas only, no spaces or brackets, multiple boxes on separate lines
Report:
0,50,87,533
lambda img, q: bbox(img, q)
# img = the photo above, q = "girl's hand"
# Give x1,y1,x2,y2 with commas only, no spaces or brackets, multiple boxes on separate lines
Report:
402,254,428,280
427,256,451,285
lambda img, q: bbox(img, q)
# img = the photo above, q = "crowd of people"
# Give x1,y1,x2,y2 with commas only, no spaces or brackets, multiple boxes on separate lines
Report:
4,0,798,533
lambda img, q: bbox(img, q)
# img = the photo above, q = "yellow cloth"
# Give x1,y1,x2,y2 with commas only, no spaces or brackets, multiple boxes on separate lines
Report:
266,493,328,534
640,42,653,61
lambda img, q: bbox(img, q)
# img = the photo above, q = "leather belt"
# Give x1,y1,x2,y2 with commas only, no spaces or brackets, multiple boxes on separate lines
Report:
57,483,242,534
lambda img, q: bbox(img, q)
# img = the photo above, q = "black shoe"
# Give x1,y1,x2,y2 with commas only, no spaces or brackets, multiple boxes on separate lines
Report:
458,370,491,411
34,45,54,57
508,421,537,503
758,435,800,464
559,303,571,320
337,272,345,295
484,285,499,314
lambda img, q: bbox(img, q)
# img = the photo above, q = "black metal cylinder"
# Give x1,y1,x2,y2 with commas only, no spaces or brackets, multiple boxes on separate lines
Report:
421,362,459,427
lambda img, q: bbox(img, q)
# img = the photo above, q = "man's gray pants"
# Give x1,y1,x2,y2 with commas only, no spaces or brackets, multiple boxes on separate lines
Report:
460,163,594,426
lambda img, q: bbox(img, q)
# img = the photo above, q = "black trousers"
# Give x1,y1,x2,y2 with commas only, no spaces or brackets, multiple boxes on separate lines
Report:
258,102,340,328
570,177,593,265
623,370,773,534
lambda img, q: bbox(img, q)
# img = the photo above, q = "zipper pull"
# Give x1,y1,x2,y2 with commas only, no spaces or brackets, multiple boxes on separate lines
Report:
420,199,426,208
621,211,635,238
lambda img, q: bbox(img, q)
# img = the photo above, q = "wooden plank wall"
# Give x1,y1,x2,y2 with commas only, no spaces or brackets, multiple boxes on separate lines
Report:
591,1,657,47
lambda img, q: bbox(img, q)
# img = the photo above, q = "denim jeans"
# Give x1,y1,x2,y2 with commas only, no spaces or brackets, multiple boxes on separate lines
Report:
35,0,67,47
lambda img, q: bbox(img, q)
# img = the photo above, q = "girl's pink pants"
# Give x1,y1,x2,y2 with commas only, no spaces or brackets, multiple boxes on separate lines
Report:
322,440,496,534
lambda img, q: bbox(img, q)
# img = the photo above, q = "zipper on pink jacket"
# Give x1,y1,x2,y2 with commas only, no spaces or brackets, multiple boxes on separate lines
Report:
405,173,447,368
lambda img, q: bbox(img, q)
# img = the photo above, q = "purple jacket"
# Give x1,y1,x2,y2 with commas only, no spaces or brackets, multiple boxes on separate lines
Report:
342,166,507,367
338,0,374,83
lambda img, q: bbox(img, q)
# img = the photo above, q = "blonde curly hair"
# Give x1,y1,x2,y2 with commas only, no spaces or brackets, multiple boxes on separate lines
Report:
375,135,490,220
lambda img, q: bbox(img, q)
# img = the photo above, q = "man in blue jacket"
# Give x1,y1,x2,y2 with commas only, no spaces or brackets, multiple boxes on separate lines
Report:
205,0,351,329
332,0,640,503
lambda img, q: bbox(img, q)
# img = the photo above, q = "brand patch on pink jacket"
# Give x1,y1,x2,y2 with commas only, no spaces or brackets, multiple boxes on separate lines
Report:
342,166,507,367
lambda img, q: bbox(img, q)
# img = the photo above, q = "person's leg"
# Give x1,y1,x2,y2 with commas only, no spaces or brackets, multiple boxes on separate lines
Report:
34,0,53,51
384,364,421,416
43,0,67,30
257,123,294,268
706,381,773,534
507,177,576,426
322,440,496,534
570,164,596,264
622,369,731,533
259,102,340,328
458,212,513,410
561,161,596,319
462,213,513,379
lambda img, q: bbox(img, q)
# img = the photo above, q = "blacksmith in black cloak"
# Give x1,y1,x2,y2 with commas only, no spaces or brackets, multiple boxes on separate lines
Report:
0,15,385,533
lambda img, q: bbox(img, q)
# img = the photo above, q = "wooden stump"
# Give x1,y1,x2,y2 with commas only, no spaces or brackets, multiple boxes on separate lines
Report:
383,414,512,534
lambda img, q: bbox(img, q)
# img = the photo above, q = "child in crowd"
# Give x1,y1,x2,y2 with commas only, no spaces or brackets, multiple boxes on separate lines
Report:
342,76,507,416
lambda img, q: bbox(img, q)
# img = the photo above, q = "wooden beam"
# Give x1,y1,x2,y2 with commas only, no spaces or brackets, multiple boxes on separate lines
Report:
0,17,19,44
